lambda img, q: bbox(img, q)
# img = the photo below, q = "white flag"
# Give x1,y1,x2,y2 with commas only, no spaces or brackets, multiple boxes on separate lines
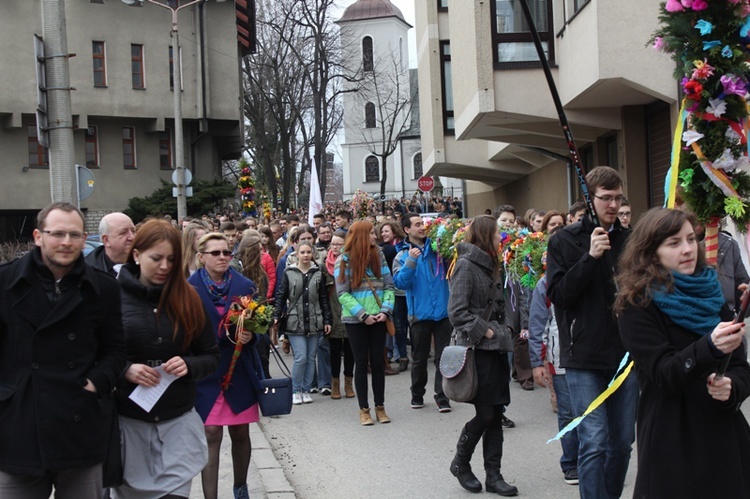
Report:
308,160,323,226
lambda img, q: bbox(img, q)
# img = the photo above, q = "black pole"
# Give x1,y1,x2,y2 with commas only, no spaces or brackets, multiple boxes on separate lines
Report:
518,0,600,227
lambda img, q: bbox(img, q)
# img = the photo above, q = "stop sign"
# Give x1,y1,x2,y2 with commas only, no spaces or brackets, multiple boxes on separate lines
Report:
417,176,435,192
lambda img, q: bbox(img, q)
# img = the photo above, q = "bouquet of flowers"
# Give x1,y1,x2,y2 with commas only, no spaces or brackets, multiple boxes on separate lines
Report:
503,231,547,289
652,1,750,261
219,295,274,390
427,218,467,259
350,189,373,220
237,159,258,218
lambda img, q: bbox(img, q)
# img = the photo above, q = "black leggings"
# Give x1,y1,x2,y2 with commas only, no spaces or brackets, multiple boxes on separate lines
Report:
345,322,386,408
329,337,354,378
466,404,505,435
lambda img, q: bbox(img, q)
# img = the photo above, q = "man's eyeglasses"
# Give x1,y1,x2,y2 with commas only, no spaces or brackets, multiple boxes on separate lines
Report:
203,250,232,257
42,230,85,241
617,211,632,218
593,194,625,204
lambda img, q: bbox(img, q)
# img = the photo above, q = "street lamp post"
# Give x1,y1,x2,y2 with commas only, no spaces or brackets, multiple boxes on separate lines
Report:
123,0,213,220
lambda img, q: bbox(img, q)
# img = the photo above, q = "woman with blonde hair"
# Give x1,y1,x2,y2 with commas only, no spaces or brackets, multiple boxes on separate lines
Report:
115,220,219,498
335,221,395,425
182,220,211,277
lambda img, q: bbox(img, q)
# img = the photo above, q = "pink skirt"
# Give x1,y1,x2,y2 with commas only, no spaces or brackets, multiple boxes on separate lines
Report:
204,392,260,426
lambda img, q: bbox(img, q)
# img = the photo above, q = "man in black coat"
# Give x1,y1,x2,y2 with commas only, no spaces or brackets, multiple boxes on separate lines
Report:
85,211,136,277
546,167,638,499
0,202,126,498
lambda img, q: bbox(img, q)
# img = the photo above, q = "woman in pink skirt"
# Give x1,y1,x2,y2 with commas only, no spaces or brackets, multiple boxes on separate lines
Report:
188,232,261,499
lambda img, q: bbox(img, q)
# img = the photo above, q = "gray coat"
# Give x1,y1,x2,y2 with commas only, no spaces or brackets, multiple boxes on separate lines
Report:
448,242,512,352
717,231,750,311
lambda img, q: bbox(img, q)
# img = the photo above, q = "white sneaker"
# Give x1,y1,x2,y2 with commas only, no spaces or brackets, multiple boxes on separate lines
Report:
292,392,303,405
302,393,313,404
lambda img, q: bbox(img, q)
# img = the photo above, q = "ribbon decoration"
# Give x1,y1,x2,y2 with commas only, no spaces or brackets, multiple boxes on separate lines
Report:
665,99,688,208
691,142,741,198
547,353,634,444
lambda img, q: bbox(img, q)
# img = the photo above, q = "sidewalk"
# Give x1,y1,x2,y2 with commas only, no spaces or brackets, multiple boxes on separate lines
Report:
189,421,295,499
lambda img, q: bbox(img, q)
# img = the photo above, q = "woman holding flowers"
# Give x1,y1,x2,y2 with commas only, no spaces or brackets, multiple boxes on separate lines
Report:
615,208,750,498
273,240,332,405
114,220,219,499
187,232,261,499
447,215,517,496
335,221,395,426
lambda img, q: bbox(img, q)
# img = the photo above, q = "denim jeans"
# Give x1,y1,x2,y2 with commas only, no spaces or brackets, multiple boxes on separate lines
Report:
565,368,638,499
410,318,452,401
392,295,409,360
288,334,319,393
315,335,332,389
552,374,579,473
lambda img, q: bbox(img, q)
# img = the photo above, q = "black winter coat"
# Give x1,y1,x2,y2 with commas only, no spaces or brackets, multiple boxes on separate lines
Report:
546,216,629,369
619,302,750,498
0,249,126,475
116,264,219,421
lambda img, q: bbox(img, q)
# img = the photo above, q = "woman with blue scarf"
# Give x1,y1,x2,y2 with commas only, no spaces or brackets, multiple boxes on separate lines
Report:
188,232,259,499
616,208,750,498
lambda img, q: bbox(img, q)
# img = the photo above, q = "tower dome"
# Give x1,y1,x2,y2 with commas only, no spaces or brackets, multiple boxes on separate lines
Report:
338,0,409,25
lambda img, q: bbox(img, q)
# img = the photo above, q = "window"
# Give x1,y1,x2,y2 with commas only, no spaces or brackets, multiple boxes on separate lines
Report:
365,155,380,182
85,126,99,168
365,102,376,128
159,129,172,169
491,0,554,68
605,135,619,169
123,127,136,169
440,41,455,134
438,0,449,11
92,41,107,87
169,46,182,90
413,153,423,179
131,44,145,89
362,36,373,72
28,125,48,167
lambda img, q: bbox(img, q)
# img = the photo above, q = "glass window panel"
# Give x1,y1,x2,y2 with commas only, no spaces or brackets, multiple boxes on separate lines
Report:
497,41,548,63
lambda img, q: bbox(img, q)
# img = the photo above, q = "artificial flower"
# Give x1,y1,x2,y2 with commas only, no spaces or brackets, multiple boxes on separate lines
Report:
679,168,695,189
722,45,734,58
695,19,713,36
683,79,704,100
702,40,722,50
682,130,704,145
721,74,747,96
691,59,715,79
741,16,750,38
725,197,747,218
654,36,665,50
691,0,708,11
706,97,727,117
666,0,685,11
713,148,737,170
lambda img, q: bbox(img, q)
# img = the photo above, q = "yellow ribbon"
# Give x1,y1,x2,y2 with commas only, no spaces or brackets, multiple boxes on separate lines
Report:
666,99,687,208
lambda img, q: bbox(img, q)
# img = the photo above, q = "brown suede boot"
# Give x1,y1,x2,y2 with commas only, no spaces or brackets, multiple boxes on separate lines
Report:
331,378,342,400
360,408,374,426
375,405,391,423
384,348,399,376
344,377,355,398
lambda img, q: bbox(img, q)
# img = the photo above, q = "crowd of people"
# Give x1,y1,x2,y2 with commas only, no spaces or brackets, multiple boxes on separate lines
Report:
1,166,749,498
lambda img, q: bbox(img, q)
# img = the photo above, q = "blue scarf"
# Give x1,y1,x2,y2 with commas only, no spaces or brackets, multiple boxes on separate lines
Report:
198,267,233,308
651,267,724,336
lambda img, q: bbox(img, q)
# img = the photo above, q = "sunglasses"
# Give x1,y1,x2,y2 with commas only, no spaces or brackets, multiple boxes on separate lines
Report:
203,250,232,257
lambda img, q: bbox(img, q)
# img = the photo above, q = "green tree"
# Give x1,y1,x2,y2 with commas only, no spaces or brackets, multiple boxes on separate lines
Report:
124,179,236,223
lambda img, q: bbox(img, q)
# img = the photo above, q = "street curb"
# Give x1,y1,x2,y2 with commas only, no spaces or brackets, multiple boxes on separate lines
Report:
253,419,296,498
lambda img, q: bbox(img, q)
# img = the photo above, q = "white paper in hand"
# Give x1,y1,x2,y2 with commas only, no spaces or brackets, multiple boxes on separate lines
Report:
128,365,179,413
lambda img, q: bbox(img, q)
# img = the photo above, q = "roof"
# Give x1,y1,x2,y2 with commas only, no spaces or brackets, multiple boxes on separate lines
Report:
338,0,410,26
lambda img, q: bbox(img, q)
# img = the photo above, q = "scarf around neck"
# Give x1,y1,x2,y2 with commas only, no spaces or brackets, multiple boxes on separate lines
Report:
198,267,233,307
326,250,338,275
651,267,724,336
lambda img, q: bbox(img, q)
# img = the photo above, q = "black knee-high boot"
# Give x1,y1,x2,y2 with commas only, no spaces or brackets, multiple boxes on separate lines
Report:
483,427,518,496
450,424,483,493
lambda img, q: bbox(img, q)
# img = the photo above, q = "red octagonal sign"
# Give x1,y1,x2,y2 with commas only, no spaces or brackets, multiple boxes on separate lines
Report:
417,176,435,192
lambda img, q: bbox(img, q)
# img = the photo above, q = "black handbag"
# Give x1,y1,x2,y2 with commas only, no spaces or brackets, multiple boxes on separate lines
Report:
257,344,293,417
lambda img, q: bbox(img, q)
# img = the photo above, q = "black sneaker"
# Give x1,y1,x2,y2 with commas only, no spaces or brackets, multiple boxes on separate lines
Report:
501,414,515,428
436,399,452,413
563,468,579,485
320,387,332,396
411,396,424,409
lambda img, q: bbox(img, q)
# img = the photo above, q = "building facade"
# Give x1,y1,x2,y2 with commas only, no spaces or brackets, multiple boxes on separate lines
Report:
337,0,461,202
415,0,677,217
0,0,250,239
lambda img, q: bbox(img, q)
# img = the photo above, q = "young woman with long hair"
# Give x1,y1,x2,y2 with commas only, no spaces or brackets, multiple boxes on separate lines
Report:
188,232,261,499
115,220,220,499
334,221,395,425
182,220,211,277
615,208,750,498
258,225,280,264
447,215,518,496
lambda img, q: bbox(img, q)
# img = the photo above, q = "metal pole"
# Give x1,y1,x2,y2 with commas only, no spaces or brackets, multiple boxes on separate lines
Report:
42,0,77,204
171,22,187,220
